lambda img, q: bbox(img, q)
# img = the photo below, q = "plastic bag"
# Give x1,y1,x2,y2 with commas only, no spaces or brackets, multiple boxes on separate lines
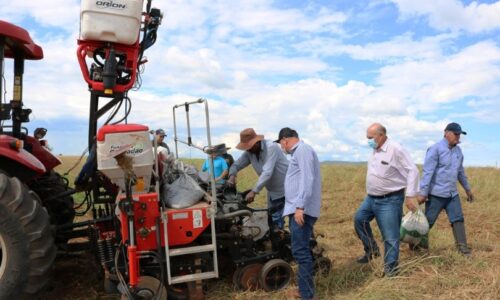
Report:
400,209,429,244
162,172,205,209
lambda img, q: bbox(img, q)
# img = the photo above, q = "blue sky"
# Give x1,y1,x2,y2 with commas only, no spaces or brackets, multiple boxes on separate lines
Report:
1,0,499,166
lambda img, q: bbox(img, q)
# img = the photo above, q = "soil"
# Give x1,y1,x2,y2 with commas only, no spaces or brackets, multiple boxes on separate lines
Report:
42,252,119,300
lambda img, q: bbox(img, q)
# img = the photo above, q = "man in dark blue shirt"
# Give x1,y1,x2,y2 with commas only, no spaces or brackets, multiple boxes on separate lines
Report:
416,122,474,257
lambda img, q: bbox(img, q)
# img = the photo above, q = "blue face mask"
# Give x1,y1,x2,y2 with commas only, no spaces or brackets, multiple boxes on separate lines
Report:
367,138,377,149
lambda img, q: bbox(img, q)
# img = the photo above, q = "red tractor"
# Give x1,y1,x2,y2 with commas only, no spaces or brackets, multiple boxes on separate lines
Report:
0,20,75,299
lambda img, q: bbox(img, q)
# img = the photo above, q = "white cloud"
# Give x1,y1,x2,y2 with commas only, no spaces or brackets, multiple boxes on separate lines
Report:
0,0,80,30
162,0,346,34
375,40,500,114
294,32,458,62
391,0,500,33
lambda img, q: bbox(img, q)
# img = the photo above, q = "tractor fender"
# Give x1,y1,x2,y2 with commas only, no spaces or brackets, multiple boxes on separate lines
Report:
23,135,61,171
0,135,46,179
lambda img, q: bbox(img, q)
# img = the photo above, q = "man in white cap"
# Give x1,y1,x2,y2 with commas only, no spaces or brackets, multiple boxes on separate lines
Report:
228,128,289,229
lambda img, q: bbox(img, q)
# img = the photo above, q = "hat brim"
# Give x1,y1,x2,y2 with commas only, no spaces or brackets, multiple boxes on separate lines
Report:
451,130,467,135
236,135,264,150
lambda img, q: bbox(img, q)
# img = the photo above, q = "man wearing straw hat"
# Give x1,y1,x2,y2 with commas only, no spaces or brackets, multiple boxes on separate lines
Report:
228,128,289,229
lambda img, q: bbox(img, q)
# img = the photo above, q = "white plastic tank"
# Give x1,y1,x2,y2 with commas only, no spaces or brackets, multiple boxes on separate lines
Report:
80,0,144,45
96,124,154,194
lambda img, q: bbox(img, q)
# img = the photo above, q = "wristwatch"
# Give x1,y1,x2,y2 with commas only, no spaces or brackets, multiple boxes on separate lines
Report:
296,207,304,210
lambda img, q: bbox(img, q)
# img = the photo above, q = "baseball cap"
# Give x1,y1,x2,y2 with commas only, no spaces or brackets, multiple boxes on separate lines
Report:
155,129,166,136
445,123,467,135
274,127,298,143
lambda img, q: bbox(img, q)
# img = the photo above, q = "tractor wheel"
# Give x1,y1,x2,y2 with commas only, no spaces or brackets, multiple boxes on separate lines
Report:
0,173,56,300
258,259,293,292
28,170,75,226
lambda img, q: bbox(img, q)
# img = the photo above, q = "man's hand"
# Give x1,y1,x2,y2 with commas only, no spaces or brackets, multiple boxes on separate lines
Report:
245,191,256,203
417,195,427,204
405,196,418,212
294,208,305,226
466,190,475,203
227,175,236,187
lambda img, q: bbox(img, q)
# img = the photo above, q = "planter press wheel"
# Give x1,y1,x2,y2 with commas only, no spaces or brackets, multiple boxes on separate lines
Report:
120,276,167,300
238,263,263,291
313,256,332,276
232,267,243,290
258,259,293,292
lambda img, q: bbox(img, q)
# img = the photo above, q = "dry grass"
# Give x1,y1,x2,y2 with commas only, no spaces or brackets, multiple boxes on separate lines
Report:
53,157,500,299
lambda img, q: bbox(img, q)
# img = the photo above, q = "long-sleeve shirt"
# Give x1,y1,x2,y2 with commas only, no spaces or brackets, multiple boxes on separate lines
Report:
283,141,322,218
366,138,419,197
419,138,471,198
229,139,289,200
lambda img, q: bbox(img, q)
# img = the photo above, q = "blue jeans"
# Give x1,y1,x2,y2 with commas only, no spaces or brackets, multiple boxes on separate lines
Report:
289,214,317,300
425,194,464,227
269,196,285,229
354,194,404,274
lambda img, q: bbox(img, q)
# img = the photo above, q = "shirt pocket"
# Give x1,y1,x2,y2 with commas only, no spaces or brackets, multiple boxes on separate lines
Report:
372,158,393,177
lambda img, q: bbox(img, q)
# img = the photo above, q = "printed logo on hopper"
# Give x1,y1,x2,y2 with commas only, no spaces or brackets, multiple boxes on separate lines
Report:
108,143,144,156
127,143,144,155
95,0,126,9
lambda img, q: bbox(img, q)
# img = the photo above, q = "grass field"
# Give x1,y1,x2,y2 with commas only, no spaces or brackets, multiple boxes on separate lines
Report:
52,156,499,299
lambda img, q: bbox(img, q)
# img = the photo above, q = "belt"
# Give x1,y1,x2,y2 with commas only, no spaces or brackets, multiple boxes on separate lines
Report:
368,188,405,199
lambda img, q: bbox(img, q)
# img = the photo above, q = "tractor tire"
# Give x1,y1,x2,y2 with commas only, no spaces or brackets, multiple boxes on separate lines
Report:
0,173,56,300
28,170,75,226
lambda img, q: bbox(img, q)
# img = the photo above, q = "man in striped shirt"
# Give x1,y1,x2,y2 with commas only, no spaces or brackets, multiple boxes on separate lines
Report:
354,123,419,277
277,127,321,300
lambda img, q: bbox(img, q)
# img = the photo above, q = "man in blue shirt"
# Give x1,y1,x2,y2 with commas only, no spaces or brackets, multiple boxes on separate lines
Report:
416,122,474,257
277,127,321,300
202,144,229,184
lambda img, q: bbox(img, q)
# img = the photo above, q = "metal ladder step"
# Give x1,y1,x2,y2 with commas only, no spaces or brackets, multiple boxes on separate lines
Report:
169,244,215,257
170,271,218,285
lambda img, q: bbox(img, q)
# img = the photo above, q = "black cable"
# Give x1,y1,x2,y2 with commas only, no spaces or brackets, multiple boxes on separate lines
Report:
104,97,124,125
63,146,89,176
115,242,134,299
111,95,132,125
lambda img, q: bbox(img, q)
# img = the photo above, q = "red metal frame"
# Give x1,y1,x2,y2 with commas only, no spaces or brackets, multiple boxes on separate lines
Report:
119,193,212,251
76,39,140,94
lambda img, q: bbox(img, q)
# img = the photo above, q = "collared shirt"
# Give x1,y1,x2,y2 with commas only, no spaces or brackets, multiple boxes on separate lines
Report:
420,138,470,198
229,139,289,200
366,138,419,197
202,156,228,184
283,141,322,218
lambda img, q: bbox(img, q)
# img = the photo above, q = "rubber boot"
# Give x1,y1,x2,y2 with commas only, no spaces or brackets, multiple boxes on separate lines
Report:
452,221,471,257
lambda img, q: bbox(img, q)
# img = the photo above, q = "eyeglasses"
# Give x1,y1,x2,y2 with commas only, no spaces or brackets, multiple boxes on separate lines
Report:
452,132,461,137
